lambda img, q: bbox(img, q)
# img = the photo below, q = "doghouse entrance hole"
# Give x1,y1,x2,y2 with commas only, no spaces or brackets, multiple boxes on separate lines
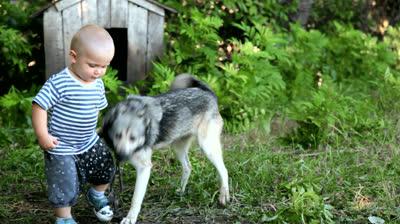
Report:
107,28,127,81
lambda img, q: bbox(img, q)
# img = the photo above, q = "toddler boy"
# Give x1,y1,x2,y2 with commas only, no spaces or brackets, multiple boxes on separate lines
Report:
32,24,116,224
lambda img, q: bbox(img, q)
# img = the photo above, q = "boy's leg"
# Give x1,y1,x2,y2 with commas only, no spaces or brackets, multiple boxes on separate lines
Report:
76,138,115,186
44,153,80,223
93,183,109,192
55,207,77,224
55,207,71,218
76,138,115,221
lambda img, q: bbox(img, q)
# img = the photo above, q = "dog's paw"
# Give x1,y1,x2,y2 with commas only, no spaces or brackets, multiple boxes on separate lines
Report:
120,217,137,224
176,187,186,196
218,187,230,206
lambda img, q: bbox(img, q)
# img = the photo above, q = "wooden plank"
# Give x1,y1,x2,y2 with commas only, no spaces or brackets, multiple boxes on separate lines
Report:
81,0,97,25
145,0,177,13
54,0,81,11
62,4,83,66
111,0,128,27
146,12,164,75
128,0,164,16
43,6,64,79
97,0,111,28
127,3,148,82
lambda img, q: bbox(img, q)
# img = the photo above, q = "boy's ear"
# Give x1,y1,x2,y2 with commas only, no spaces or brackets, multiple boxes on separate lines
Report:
69,50,77,64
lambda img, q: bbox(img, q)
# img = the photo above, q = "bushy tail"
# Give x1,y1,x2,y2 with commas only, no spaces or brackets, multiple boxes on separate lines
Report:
170,73,215,96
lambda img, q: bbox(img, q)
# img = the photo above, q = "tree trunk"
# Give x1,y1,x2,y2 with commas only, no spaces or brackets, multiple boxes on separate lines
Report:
293,0,314,26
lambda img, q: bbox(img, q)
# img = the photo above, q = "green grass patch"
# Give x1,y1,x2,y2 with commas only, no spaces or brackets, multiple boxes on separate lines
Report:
1,133,400,223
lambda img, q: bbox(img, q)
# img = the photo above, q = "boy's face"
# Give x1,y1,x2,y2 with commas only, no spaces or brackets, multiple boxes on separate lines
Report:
69,49,114,84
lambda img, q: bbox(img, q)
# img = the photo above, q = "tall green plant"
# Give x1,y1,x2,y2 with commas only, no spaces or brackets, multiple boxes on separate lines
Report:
0,0,47,95
219,39,286,132
0,86,34,128
165,8,223,76
0,26,31,73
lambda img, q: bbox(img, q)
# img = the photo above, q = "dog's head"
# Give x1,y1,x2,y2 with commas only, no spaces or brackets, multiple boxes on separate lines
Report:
101,96,162,161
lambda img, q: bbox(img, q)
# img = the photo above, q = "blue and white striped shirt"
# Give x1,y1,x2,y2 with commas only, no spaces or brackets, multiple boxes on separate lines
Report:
33,68,108,155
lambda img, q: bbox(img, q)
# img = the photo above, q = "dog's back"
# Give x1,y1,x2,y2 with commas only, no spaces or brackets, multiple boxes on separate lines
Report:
153,74,220,147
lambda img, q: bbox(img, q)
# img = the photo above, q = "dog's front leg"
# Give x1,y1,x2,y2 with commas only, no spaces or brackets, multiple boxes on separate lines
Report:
121,148,153,224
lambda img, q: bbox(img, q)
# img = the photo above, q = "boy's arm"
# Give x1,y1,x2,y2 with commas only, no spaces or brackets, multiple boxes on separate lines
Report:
32,103,58,150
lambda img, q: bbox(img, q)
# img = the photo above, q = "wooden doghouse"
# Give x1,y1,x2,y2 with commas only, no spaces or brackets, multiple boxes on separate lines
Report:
34,0,176,82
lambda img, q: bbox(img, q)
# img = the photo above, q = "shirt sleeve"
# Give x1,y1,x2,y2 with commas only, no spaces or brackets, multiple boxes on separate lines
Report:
98,80,108,110
32,77,60,110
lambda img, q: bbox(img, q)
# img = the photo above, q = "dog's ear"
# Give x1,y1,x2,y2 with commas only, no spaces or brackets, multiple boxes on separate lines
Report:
101,105,119,148
144,119,159,147
140,96,162,122
138,97,162,147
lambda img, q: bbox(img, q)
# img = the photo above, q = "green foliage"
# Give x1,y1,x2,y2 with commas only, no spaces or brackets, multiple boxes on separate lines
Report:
378,68,400,115
102,67,126,105
324,23,396,82
0,25,31,73
286,81,342,148
384,26,400,70
219,39,286,131
272,23,398,147
165,8,223,76
227,0,298,26
0,86,34,128
310,0,369,29
161,0,298,31
147,62,176,95
0,0,31,27
0,0,48,95
283,182,334,223
280,24,328,101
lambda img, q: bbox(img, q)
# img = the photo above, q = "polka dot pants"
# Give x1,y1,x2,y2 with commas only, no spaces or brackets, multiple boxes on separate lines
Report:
44,138,115,208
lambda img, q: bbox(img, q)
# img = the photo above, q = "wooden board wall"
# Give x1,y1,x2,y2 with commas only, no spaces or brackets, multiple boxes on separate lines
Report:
43,0,165,81
43,6,64,78
127,3,148,82
62,3,82,66
146,12,164,76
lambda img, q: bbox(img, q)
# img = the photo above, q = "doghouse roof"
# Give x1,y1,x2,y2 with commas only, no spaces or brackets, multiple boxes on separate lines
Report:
31,0,176,18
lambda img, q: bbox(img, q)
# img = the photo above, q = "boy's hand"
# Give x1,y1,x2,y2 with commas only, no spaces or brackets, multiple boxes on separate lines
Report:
38,134,59,150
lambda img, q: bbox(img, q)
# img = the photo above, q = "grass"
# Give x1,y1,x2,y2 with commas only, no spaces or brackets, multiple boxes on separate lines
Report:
1,129,400,223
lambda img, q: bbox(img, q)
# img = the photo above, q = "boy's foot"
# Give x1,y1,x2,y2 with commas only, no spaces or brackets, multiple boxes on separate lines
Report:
86,190,114,222
55,217,77,224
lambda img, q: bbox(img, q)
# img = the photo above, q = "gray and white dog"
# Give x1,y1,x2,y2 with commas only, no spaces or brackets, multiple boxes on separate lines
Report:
102,74,230,224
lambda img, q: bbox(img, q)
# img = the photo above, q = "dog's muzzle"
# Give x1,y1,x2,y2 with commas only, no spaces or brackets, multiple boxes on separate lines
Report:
114,150,131,162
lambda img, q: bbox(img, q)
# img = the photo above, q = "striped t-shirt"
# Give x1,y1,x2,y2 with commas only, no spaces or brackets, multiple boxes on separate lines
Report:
33,68,108,155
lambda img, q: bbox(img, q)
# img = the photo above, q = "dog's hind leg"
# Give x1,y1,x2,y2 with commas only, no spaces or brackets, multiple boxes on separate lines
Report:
173,136,193,194
121,148,153,224
197,115,230,206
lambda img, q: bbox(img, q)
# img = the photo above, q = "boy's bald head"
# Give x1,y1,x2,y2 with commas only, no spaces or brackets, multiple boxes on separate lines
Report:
70,24,115,60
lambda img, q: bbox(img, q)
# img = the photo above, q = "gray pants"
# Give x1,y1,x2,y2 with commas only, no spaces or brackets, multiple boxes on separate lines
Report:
44,138,115,208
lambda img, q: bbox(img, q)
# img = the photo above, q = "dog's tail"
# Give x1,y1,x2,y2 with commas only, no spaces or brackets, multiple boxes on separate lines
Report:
170,73,216,96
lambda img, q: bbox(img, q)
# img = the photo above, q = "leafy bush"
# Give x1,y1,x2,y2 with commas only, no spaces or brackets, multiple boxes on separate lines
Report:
283,183,334,223
218,39,286,131
0,26,31,73
146,63,177,95
0,86,35,128
277,23,398,147
102,67,126,106
164,8,223,76
0,0,47,95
